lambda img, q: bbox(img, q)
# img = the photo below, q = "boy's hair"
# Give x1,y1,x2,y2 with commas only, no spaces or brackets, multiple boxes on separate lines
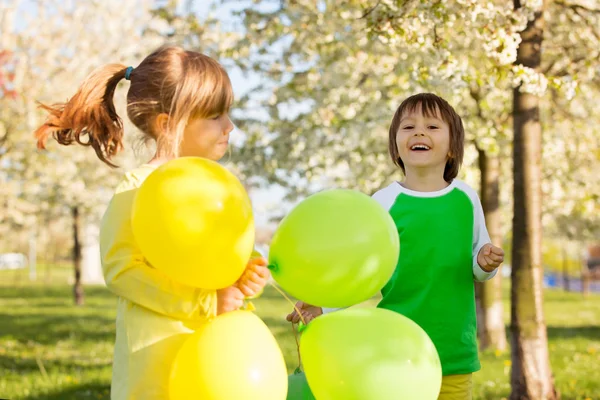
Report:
388,93,464,182
34,46,233,167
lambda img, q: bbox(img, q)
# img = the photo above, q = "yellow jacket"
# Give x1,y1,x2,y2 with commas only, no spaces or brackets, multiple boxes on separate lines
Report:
100,164,258,399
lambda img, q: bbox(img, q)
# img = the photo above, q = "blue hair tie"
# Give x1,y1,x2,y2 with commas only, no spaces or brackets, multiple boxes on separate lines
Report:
124,66,133,81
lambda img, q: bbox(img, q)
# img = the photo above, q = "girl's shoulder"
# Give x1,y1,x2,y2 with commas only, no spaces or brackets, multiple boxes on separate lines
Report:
114,164,157,194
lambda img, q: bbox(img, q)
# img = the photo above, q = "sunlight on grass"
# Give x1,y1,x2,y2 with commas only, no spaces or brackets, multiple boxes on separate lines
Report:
0,277,598,399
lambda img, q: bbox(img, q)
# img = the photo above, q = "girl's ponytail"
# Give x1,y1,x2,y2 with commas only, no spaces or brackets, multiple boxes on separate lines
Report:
34,64,129,167
35,46,235,163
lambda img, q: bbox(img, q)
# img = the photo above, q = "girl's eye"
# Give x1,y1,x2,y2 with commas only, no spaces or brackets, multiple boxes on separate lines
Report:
403,125,414,129
428,125,438,129
211,114,221,120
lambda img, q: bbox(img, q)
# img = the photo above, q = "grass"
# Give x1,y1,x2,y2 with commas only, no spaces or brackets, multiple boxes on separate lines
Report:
474,289,600,400
0,272,599,400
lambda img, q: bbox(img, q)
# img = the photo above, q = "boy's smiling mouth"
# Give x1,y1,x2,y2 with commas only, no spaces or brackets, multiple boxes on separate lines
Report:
410,143,431,151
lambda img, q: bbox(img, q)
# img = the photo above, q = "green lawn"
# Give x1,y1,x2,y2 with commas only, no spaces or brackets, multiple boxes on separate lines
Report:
0,276,598,400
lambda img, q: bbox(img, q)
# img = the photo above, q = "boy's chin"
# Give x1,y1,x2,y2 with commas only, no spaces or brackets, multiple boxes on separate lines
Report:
406,160,446,171
407,160,437,168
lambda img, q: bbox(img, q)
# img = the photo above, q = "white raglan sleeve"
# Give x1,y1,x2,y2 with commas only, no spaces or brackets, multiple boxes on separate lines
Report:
470,188,498,282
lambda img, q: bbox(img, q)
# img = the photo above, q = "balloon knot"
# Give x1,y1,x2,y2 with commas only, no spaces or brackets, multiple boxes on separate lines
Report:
298,321,307,333
267,264,277,272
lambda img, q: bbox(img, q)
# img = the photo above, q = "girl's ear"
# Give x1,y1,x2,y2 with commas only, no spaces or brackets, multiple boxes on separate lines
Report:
152,113,169,136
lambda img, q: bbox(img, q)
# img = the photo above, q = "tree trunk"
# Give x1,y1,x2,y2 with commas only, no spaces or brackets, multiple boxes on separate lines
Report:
72,206,84,306
511,1,557,399
475,148,507,352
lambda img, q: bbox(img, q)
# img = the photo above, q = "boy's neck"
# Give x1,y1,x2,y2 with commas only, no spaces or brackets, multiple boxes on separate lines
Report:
402,168,449,192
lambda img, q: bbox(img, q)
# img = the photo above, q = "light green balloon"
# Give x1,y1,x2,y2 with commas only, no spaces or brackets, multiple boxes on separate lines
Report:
268,189,399,308
287,371,315,400
300,308,442,400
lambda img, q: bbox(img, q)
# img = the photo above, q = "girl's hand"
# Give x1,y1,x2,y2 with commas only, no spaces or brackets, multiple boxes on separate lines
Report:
237,256,270,298
216,285,245,315
477,243,504,272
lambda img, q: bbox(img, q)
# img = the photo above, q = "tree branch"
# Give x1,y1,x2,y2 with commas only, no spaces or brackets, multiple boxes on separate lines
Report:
357,73,369,87
546,55,587,77
360,1,381,19
568,6,600,41
554,0,600,14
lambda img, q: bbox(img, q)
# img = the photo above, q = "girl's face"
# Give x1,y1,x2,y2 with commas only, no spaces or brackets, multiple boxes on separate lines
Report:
179,113,234,161
395,104,451,174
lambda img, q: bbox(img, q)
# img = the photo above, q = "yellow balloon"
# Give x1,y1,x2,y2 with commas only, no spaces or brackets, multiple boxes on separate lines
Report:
132,157,255,289
169,311,288,400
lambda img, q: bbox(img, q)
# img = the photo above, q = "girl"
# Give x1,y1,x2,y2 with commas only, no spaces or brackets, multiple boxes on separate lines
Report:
287,93,504,400
34,46,270,400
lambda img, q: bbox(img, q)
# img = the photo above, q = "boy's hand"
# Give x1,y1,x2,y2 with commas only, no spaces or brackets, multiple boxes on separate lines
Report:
237,256,270,298
216,285,245,315
286,301,323,324
477,243,504,272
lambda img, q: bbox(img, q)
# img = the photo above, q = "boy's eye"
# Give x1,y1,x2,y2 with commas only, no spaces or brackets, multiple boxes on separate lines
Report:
403,125,414,129
428,125,438,129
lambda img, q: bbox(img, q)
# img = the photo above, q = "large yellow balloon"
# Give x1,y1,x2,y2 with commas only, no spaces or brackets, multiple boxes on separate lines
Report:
131,157,255,289
169,311,288,400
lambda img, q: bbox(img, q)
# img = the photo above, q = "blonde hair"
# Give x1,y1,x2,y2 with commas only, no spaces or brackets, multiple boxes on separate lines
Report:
34,46,234,166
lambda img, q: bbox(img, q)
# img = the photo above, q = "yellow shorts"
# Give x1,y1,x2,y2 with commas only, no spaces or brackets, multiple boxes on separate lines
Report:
438,374,473,400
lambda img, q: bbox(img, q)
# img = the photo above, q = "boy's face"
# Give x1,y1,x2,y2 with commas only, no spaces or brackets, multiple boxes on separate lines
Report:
395,103,451,174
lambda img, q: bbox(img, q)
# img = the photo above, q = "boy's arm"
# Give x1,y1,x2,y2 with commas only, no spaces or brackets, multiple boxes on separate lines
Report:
471,191,499,282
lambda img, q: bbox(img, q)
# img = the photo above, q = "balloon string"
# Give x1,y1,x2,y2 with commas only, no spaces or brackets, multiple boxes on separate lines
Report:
292,322,302,371
268,281,307,326
268,281,305,370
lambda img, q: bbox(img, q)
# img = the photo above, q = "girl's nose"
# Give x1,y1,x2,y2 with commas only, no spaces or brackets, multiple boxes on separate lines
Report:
224,117,234,134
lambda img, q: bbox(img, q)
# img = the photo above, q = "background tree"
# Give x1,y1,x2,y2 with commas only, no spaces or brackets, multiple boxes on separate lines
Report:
1,0,172,303
510,1,557,398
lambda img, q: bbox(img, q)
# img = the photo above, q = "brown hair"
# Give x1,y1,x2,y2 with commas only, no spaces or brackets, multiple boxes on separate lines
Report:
34,46,234,167
388,93,464,182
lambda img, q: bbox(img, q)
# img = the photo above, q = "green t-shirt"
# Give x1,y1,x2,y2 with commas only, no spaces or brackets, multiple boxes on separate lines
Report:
371,180,496,376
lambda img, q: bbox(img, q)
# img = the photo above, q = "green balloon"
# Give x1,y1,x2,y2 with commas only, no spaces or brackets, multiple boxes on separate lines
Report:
300,308,442,400
268,189,399,308
287,371,315,400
